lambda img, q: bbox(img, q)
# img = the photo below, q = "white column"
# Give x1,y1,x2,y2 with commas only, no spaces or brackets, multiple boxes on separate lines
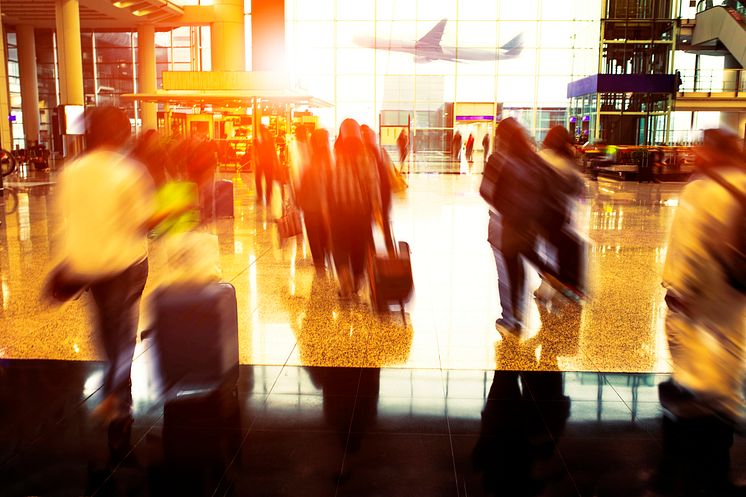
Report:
137,24,157,132
56,0,84,106
54,0,67,103
17,25,40,146
211,0,245,71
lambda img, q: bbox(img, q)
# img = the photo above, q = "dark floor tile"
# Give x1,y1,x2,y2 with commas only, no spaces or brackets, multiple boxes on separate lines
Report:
603,373,670,405
223,430,345,497
270,366,359,396
446,397,540,436
558,372,626,403
252,393,355,432
557,437,662,497
374,368,446,398
363,396,449,434
452,434,580,497
336,433,457,497
538,400,653,440
440,369,494,400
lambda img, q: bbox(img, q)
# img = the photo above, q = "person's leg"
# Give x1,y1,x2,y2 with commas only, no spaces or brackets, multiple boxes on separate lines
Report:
350,222,372,293
90,259,148,417
492,245,514,326
304,213,326,269
255,162,264,204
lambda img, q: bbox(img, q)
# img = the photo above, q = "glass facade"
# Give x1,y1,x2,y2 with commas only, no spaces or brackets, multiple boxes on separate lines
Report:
8,26,211,154
285,0,601,154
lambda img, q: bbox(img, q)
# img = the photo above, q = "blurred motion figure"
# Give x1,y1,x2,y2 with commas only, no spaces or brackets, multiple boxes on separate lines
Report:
330,118,381,298
658,128,746,495
298,128,333,272
55,107,156,423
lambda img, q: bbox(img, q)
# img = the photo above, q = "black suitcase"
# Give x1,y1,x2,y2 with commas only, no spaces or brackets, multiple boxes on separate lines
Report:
369,241,414,314
214,179,234,218
153,282,239,388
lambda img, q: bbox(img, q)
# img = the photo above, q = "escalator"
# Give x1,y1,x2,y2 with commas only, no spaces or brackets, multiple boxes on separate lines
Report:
691,3,746,68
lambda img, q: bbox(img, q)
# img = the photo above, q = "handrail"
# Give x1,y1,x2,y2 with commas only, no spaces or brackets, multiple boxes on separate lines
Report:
676,68,746,93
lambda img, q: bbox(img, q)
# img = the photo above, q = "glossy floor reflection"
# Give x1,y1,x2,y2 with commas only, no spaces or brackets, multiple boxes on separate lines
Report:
1,360,745,497
1,171,681,372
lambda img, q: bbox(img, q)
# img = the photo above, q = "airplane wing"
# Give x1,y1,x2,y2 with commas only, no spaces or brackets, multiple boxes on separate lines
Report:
416,18,448,49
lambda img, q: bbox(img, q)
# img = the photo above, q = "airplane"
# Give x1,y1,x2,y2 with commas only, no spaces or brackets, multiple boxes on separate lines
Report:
353,19,523,63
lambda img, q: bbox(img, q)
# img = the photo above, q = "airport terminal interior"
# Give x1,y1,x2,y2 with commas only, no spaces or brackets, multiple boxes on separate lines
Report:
1,0,746,496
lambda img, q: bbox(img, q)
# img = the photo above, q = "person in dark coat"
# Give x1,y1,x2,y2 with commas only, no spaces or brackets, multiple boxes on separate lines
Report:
396,128,409,172
254,125,279,206
482,133,491,167
466,133,475,164
361,124,394,254
298,128,333,272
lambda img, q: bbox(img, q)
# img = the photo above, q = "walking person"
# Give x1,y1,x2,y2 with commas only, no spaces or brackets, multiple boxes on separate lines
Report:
254,125,279,207
298,128,333,272
329,119,381,298
54,107,157,424
466,133,475,164
488,118,549,333
186,131,218,221
482,132,490,167
656,128,746,495
361,125,394,254
397,128,409,173
535,126,586,302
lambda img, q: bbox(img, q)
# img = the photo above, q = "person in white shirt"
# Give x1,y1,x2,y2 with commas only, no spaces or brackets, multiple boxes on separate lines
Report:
55,107,155,423
658,128,746,493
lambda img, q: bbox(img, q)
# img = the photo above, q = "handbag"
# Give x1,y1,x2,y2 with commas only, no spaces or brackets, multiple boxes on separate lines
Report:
42,263,91,304
278,202,303,239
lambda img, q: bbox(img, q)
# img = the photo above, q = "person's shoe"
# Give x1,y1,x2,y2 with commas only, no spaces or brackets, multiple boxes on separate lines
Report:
495,318,521,337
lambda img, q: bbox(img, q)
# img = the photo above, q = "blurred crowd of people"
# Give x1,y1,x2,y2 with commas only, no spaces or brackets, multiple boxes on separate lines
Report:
260,118,404,299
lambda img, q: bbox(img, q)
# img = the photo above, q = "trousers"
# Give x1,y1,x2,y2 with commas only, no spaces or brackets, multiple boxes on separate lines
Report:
89,258,149,408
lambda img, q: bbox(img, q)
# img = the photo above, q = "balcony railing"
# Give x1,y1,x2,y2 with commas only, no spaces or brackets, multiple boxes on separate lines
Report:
676,68,746,93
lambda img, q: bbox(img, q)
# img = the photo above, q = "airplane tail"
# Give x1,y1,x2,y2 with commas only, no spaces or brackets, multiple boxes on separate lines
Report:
416,19,447,48
500,33,523,58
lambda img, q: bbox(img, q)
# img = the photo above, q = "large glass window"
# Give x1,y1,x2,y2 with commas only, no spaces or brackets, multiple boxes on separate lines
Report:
286,0,601,154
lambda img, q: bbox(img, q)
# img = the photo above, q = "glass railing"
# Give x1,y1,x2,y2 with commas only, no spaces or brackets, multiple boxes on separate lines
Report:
676,68,746,92
697,0,746,15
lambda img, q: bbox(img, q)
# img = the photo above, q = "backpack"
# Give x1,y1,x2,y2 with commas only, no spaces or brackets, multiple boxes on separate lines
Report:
492,154,555,226
701,168,746,293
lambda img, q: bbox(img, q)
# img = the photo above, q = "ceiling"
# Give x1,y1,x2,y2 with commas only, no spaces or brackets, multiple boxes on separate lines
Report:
0,0,184,30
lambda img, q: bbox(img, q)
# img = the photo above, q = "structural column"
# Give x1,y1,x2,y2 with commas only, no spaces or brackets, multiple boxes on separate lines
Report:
17,25,40,146
211,0,245,71
56,0,84,106
251,0,285,71
0,3,12,151
137,24,157,132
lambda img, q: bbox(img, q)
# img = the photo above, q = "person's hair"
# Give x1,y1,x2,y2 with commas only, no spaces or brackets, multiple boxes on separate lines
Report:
543,126,575,160
698,128,746,170
294,125,308,142
494,117,531,156
86,106,132,150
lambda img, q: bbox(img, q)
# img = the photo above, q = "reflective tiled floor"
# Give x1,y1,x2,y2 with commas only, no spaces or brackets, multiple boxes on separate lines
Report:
1,170,680,371
2,170,745,496
1,360,745,497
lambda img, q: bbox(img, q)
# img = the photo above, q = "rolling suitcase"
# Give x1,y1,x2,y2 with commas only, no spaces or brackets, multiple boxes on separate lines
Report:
214,179,234,218
153,282,239,389
369,241,414,316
